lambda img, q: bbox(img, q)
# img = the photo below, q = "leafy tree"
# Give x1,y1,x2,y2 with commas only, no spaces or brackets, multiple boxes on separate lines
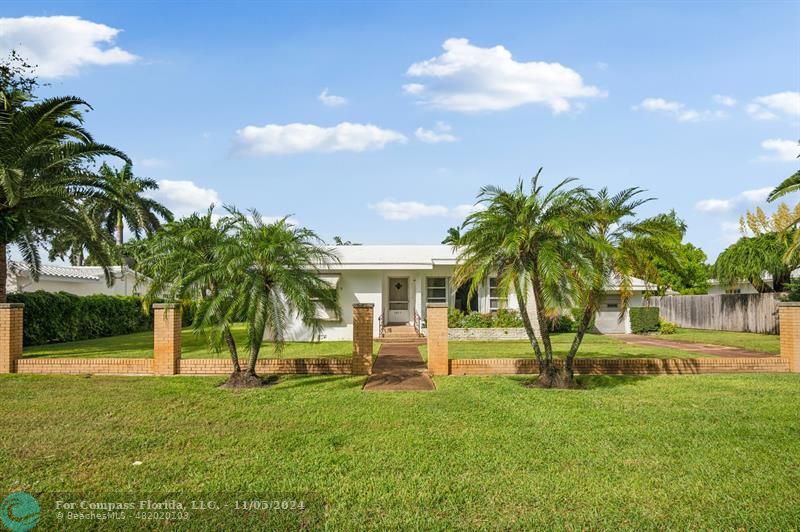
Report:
441,226,462,246
453,169,589,388
0,56,129,302
566,189,682,379
333,235,361,246
94,162,172,245
651,242,709,295
713,232,794,292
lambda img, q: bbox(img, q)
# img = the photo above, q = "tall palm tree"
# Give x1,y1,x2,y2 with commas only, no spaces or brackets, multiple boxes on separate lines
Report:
0,90,129,302
565,188,681,379
94,162,173,245
134,207,244,371
453,169,590,388
441,226,462,246
767,140,799,202
201,207,341,387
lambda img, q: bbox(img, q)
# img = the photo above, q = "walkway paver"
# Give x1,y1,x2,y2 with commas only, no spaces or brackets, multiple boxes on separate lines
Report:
363,343,435,391
613,334,776,358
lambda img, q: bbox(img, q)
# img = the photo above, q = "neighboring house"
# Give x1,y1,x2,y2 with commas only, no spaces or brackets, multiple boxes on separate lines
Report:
286,245,648,341
707,269,800,295
6,262,149,297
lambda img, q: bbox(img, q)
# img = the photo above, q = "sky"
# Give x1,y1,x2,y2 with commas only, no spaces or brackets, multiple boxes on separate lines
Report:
1,1,799,260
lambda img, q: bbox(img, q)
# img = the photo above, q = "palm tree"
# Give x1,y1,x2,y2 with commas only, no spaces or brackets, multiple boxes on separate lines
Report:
0,89,129,302
441,226,462,246
94,162,172,245
202,207,341,387
767,141,799,202
453,169,589,388
134,207,244,371
565,189,681,379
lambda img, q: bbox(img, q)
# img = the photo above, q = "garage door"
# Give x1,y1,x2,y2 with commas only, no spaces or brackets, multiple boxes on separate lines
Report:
594,296,628,334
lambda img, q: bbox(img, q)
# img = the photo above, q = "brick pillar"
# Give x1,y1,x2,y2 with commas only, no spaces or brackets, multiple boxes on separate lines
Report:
352,303,374,375
0,303,23,374
153,303,181,375
427,303,449,376
779,303,800,373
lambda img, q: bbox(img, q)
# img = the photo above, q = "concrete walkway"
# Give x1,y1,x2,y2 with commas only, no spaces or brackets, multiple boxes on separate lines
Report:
614,334,776,358
363,343,435,391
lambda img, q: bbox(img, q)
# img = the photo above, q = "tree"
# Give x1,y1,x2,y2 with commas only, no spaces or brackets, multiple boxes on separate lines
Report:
566,189,682,379
134,206,244,371
441,226,462,246
767,140,799,202
333,236,361,246
0,60,129,302
651,242,709,295
94,163,172,245
713,232,794,292
200,208,341,387
453,169,589,388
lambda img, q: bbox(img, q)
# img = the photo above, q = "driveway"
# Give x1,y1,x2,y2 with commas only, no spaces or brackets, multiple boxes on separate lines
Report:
612,334,776,358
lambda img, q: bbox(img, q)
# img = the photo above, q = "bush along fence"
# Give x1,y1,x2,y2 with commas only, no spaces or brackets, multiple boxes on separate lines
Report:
425,303,797,377
629,307,660,334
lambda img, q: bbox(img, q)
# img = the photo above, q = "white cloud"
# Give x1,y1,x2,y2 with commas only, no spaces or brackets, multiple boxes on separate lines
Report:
369,200,480,221
415,122,458,143
695,198,735,213
369,201,449,221
318,88,347,107
148,180,221,218
720,221,741,245
747,91,800,120
633,97,724,122
738,187,773,203
760,138,799,162
232,122,407,156
695,187,776,214
403,38,604,113
0,16,138,78
712,94,737,107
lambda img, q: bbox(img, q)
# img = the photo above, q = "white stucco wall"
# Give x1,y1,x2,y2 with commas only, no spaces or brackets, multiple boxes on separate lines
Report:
707,282,759,296
14,272,148,297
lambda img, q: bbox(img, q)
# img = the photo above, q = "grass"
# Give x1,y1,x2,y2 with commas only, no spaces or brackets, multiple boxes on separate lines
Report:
666,328,779,354
22,324,374,360
0,373,797,529
419,332,725,360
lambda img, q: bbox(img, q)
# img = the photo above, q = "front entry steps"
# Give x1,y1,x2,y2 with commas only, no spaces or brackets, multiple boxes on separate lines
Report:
379,325,426,345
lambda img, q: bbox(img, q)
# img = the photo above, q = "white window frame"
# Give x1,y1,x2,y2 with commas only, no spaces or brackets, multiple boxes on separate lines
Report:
426,277,448,305
488,277,507,312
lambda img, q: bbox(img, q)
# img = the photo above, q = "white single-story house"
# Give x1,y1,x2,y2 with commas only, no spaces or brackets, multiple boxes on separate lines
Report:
6,262,149,297
286,245,648,341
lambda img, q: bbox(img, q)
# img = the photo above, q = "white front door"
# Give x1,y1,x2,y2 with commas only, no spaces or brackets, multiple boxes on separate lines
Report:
387,277,410,324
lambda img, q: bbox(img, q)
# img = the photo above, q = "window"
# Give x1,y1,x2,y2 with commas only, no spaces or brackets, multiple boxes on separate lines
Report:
426,277,447,304
489,277,507,311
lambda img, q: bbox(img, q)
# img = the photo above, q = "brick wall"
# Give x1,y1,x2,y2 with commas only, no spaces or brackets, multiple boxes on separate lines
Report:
352,303,374,375
778,303,800,373
17,358,153,375
449,357,789,376
426,303,449,375
0,304,23,373
153,304,181,375
179,358,353,375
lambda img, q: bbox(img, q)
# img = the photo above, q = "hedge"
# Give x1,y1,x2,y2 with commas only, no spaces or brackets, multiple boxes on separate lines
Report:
7,291,152,346
629,307,660,334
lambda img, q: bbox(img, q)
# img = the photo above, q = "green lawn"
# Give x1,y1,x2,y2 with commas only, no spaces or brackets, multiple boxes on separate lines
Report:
22,324,371,360
0,374,797,528
420,332,718,360
667,328,779,354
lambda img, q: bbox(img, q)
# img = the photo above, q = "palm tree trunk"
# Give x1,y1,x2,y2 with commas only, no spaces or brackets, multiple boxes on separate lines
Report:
116,211,124,245
514,280,544,364
0,241,6,304
247,344,260,375
566,306,595,380
223,326,241,372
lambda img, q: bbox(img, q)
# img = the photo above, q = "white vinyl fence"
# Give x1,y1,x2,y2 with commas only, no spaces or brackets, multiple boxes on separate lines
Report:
644,293,783,334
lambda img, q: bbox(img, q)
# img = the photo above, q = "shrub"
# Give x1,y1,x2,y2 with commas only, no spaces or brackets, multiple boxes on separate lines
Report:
494,308,524,328
461,312,494,328
548,314,574,333
447,308,465,328
659,319,677,334
629,307,660,334
7,291,152,346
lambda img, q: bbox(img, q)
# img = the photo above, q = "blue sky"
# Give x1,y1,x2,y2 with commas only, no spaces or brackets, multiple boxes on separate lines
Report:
2,1,799,259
